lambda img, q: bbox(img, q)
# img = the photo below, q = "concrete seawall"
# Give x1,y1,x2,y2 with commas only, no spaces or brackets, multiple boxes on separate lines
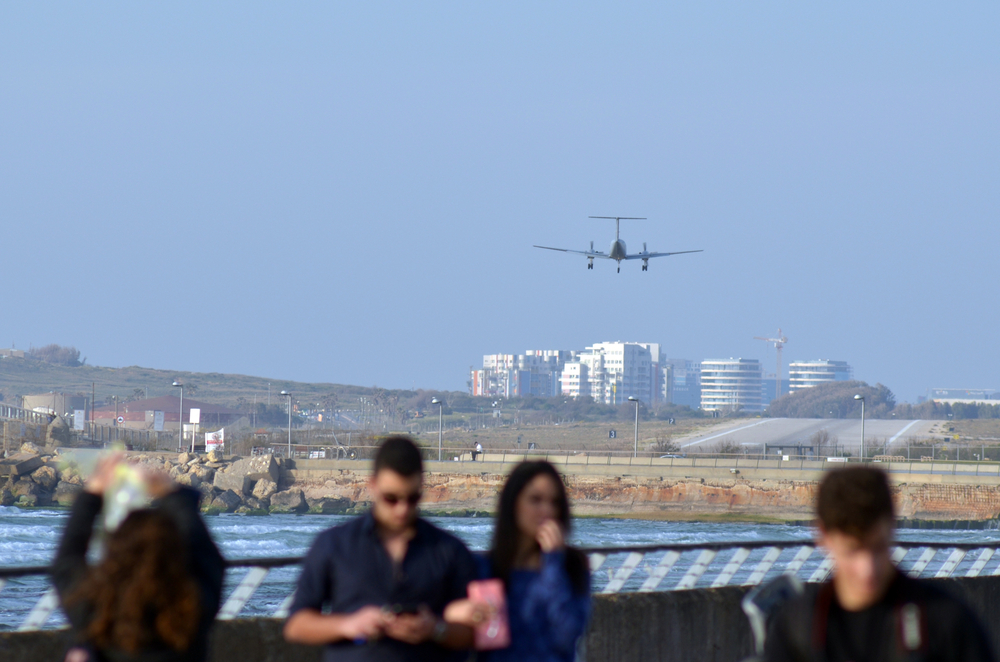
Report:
7,577,1000,661
290,458,1000,521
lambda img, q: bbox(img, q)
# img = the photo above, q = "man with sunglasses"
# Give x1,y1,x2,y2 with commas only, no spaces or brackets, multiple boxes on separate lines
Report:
285,436,477,661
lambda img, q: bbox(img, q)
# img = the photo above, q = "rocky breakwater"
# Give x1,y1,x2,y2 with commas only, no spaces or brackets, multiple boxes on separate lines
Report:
0,445,357,516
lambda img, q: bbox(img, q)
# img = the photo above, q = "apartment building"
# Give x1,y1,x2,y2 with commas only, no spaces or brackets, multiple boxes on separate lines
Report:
700,358,763,413
788,360,852,392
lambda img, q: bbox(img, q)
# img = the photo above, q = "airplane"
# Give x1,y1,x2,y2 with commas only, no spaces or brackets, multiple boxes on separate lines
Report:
534,216,703,273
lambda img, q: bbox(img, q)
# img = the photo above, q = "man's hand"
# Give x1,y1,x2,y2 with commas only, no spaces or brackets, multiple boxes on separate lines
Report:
84,453,124,495
283,606,385,645
382,605,436,644
444,598,492,628
537,519,566,554
343,606,386,641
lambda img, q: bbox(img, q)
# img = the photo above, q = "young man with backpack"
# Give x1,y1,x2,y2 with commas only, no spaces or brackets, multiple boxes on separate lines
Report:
764,466,994,662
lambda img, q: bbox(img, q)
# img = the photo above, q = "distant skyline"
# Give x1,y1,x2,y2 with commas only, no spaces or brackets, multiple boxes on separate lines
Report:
2,4,997,404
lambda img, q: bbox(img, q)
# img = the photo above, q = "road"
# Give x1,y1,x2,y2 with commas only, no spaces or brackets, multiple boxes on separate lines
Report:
675,418,936,453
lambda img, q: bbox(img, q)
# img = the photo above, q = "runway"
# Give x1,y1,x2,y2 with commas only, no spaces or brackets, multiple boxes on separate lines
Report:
677,417,936,452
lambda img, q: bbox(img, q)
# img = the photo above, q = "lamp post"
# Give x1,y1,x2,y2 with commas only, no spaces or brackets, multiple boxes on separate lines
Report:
431,397,443,461
854,394,865,461
628,396,640,458
172,381,184,452
281,391,292,458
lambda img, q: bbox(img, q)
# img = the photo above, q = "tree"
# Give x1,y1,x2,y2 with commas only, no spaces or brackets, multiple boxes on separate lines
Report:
28,344,83,367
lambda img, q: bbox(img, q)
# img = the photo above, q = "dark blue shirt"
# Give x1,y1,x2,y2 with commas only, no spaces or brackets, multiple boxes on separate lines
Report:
478,552,591,662
289,512,477,662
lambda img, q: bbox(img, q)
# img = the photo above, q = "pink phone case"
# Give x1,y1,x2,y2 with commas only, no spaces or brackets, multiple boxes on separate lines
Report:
468,579,511,650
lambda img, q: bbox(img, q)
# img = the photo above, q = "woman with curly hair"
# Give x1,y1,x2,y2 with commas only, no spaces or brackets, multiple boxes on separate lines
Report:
52,456,225,662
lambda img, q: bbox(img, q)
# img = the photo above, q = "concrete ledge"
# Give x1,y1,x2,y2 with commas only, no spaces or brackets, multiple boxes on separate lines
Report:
4,578,1000,662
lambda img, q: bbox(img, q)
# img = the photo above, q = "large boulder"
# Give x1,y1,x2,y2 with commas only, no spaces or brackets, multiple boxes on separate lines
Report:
19,442,43,455
176,472,201,489
252,479,278,500
0,488,13,506
54,481,83,507
30,466,59,490
269,488,307,513
1,453,44,477
16,494,39,507
213,470,252,496
245,496,269,510
177,452,193,465
12,479,41,499
307,497,353,515
60,466,84,485
230,456,281,484
46,416,71,448
189,464,215,482
206,450,223,463
210,490,243,513
169,464,187,480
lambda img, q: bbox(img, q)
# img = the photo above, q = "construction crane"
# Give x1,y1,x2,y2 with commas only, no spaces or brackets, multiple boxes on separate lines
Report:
754,328,788,400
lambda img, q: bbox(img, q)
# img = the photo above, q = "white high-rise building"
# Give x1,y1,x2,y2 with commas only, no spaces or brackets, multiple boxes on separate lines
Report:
700,358,763,413
561,342,656,405
788,360,852,392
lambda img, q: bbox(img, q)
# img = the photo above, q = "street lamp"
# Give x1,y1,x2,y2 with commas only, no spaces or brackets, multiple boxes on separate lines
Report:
280,391,292,458
628,396,640,458
854,394,865,461
172,381,183,452
431,397,443,461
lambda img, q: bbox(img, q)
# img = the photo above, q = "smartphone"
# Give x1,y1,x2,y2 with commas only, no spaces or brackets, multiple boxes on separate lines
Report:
385,603,422,616
468,579,510,650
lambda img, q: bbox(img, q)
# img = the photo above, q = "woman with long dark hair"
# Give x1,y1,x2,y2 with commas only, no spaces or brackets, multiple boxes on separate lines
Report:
52,456,225,662
446,461,591,662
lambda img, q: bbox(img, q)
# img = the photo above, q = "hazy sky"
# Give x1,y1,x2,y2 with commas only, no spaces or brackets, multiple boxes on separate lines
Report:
2,4,997,402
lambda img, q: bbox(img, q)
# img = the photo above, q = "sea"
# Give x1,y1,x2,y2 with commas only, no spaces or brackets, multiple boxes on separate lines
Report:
4,506,1000,630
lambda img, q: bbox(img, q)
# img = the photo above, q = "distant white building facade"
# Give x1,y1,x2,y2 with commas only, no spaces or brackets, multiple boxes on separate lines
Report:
472,342,664,405
788,360,852,392
700,358,763,413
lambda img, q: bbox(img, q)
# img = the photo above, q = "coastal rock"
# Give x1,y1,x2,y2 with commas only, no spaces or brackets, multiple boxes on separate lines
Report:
30,466,59,490
230,456,280,484
213,470,252,496
197,482,216,503
46,417,71,448
269,488,307,513
245,496,269,510
178,452,193,465
211,490,243,513
176,472,201,488
0,488,14,506
206,450,223,463
307,497,352,514
54,481,83,507
169,464,187,479
17,494,39,507
60,466,84,485
2,453,43,477
12,479,41,499
20,442,43,455
252,479,278,500
189,464,215,482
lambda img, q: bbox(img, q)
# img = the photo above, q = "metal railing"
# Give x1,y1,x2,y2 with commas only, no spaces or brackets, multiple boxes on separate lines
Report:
0,403,51,426
6,540,1000,631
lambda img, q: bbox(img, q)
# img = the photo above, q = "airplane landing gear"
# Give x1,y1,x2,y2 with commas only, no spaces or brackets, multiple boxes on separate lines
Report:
642,260,648,271
587,259,594,270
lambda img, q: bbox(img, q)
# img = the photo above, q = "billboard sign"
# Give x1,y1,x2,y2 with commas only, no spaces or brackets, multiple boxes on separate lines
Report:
73,410,85,431
190,408,201,424
153,410,165,432
205,428,225,451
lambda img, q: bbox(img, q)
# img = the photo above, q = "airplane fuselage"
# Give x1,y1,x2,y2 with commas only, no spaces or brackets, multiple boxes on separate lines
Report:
609,239,627,261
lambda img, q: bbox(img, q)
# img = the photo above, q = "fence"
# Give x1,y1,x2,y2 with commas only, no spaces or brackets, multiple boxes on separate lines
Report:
6,540,1000,631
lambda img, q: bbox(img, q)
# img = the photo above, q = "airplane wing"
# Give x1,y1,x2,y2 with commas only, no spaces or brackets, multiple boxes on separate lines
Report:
533,245,610,259
623,249,703,260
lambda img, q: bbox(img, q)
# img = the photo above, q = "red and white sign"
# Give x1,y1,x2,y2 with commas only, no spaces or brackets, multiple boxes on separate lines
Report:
205,428,225,451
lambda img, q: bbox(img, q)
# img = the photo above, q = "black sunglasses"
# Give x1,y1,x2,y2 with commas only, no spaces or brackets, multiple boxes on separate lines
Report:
381,491,422,506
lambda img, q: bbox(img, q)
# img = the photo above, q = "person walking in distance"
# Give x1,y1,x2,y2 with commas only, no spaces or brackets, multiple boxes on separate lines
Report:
764,466,994,662
284,436,478,661
445,461,591,662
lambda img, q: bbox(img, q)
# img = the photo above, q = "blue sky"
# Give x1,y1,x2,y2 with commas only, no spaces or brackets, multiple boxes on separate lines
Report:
2,3,997,402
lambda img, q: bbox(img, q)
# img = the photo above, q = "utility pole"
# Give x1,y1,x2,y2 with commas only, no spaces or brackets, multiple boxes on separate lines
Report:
754,329,788,401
